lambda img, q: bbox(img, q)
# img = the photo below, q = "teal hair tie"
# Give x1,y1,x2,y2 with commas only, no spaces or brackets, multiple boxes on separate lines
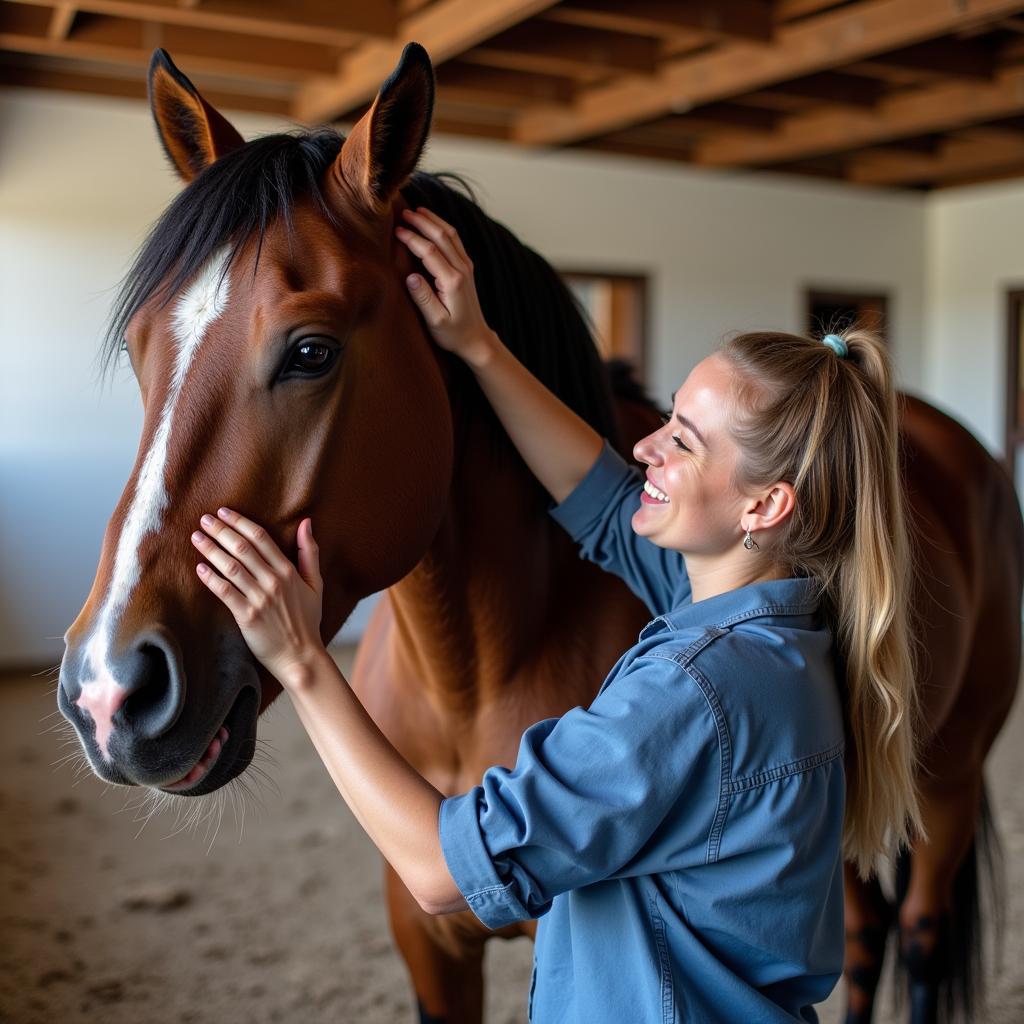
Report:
821,333,848,358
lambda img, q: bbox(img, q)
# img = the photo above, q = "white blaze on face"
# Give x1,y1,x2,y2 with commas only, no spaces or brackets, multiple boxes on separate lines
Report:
76,249,233,760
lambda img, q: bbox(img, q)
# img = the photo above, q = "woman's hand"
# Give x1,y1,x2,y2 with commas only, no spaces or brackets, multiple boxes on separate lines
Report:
191,509,326,690
395,207,498,368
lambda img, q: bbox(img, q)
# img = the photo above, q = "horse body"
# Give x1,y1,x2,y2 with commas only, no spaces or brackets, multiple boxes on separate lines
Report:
843,396,1023,1024
57,43,1023,1024
353,453,656,1020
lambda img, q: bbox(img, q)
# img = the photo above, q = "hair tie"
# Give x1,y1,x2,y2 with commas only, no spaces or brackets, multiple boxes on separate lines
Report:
821,333,848,358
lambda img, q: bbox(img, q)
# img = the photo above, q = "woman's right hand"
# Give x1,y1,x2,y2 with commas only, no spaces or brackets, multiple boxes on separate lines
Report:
395,207,499,368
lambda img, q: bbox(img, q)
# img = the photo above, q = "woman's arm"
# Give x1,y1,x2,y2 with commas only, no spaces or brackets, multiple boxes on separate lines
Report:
396,208,602,505
190,508,466,915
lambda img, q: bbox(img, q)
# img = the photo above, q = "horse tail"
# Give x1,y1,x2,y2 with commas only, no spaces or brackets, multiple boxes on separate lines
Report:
893,783,1005,1022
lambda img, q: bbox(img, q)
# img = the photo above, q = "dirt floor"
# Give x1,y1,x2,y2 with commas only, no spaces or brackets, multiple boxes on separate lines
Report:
2,646,1023,1024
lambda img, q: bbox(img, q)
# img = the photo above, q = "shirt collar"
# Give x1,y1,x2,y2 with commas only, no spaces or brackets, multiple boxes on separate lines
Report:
641,577,820,640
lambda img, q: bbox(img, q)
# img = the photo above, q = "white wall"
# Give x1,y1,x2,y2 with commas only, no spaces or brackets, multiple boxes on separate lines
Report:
1,88,930,666
924,179,1024,454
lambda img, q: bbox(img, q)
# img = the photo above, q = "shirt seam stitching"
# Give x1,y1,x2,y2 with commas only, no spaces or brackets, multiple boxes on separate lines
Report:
646,600,818,636
679,659,732,865
464,880,517,902
645,625,727,666
727,742,845,792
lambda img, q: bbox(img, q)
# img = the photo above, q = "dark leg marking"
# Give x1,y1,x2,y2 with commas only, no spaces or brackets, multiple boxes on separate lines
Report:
844,921,891,1024
417,1001,449,1024
901,913,950,1024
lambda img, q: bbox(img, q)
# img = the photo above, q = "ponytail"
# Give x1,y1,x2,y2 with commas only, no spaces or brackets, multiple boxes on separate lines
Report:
722,328,922,876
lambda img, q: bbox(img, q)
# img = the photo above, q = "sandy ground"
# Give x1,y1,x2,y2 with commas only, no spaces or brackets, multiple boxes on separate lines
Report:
2,646,1023,1024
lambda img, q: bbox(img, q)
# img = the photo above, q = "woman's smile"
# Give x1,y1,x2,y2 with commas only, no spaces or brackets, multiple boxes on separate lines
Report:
642,479,670,504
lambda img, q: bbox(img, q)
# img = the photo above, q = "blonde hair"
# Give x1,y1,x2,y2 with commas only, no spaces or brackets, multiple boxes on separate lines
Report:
720,327,922,877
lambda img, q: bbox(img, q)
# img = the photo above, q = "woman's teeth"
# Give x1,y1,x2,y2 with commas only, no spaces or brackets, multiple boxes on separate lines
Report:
644,480,670,503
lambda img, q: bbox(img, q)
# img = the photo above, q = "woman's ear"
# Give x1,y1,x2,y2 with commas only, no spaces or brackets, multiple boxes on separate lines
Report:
742,483,797,535
148,48,245,182
331,42,434,215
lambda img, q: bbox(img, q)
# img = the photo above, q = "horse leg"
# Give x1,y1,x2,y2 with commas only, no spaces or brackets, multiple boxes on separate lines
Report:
385,862,486,1024
896,774,982,1024
843,863,893,1024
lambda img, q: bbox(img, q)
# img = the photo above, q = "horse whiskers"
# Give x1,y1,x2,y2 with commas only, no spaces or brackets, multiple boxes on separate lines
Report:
106,753,276,850
50,750,87,771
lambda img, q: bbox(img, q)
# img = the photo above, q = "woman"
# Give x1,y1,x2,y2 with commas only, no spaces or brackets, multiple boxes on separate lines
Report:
190,207,921,1022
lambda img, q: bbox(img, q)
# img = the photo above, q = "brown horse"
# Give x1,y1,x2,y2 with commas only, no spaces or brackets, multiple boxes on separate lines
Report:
57,45,1020,1024
843,395,1022,1024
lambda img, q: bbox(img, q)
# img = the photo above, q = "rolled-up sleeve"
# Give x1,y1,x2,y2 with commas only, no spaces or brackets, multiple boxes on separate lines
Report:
550,441,688,614
438,655,718,930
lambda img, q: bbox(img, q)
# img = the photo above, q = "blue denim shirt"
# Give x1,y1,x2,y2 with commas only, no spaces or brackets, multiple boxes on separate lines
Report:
439,443,846,1023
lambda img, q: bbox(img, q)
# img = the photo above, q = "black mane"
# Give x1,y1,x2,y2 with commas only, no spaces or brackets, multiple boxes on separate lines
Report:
105,128,620,444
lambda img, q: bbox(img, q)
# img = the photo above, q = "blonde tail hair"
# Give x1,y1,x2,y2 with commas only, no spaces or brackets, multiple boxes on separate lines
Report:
721,327,922,877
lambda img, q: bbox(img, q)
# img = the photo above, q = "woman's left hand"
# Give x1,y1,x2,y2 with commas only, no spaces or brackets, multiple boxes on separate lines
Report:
191,509,325,689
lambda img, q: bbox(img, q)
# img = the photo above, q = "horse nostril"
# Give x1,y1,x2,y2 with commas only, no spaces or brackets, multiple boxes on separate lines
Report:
123,644,170,716
119,633,186,740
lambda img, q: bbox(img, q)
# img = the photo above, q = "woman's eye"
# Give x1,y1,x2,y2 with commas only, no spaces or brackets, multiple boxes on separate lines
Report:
672,435,690,453
284,340,337,377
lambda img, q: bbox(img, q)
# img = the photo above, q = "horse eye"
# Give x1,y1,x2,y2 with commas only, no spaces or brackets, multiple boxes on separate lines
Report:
284,340,337,377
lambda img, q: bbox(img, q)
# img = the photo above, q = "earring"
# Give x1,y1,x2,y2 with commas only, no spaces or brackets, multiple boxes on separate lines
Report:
743,528,759,551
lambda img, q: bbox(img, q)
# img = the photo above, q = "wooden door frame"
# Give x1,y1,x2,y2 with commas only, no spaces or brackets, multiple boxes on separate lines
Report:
805,286,890,343
1005,288,1024,481
562,269,648,378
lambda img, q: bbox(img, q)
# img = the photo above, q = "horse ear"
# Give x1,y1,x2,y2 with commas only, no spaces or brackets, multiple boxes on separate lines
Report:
148,49,245,182
335,42,434,212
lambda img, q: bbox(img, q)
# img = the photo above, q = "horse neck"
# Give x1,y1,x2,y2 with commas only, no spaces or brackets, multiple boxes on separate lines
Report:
387,430,566,713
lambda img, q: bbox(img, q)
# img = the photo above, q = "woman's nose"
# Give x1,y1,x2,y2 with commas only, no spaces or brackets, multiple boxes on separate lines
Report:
633,431,662,466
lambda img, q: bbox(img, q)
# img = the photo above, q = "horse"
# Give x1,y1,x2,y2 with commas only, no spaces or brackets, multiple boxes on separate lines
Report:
844,394,1022,1024
55,44,1021,1024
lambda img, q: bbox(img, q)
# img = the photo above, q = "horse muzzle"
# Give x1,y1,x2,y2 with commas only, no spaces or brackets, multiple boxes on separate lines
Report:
58,624,260,793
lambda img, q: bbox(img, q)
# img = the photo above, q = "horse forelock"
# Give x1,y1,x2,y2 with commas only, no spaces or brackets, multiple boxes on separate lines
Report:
102,129,347,380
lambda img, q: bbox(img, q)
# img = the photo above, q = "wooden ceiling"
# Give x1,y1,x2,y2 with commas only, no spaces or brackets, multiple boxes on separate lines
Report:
4,1,1024,189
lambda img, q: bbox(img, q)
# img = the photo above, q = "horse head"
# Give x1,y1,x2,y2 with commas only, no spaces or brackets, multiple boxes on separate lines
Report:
58,45,453,794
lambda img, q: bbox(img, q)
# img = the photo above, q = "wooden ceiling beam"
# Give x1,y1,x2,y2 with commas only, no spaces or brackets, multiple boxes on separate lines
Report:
12,0,391,48
0,27,335,81
575,136,692,163
760,71,885,110
436,63,575,107
543,0,773,43
513,0,1024,147
432,115,511,140
858,39,998,81
464,22,659,78
66,16,343,75
0,61,291,113
48,4,77,39
294,0,560,123
670,103,784,134
773,1,850,21
539,3,704,46
847,126,1024,185
868,134,946,156
693,64,1024,167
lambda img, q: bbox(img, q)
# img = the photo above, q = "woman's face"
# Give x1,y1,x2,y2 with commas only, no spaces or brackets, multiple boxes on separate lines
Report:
632,354,750,555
